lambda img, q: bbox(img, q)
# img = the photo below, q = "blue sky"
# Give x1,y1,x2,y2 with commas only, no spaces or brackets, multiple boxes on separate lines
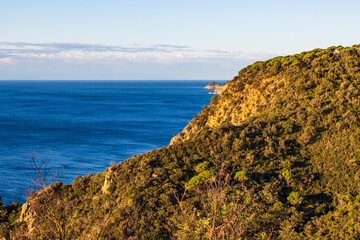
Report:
1,0,360,80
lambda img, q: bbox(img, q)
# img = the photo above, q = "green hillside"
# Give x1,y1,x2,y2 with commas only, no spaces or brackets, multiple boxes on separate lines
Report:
2,45,360,239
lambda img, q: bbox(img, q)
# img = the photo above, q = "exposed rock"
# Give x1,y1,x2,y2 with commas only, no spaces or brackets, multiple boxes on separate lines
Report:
102,167,115,194
19,202,35,234
204,82,221,90
209,83,228,95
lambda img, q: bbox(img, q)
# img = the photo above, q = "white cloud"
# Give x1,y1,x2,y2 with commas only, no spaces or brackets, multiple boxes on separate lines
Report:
0,41,278,80
0,41,274,64
0,57,16,64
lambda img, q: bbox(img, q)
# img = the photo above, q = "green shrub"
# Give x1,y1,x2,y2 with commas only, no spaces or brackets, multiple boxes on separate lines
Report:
287,192,304,206
234,170,249,181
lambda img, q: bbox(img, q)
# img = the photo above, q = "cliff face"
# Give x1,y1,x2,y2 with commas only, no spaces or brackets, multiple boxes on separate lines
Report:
170,76,280,144
5,45,360,239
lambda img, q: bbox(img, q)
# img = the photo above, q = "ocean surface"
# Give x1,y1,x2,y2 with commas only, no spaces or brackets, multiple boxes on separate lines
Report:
0,80,223,205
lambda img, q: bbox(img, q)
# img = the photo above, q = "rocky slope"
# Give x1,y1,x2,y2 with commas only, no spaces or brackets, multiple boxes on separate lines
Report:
3,44,360,239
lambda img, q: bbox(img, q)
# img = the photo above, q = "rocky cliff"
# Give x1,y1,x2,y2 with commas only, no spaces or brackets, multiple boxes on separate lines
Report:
3,44,360,239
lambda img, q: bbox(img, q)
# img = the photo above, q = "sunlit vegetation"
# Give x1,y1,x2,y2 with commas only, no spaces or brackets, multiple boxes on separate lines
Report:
2,45,360,239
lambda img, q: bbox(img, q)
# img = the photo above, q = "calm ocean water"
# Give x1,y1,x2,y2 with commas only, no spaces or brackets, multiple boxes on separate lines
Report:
0,80,222,205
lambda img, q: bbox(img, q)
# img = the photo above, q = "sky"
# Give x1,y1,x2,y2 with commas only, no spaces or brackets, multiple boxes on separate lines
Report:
1,0,360,80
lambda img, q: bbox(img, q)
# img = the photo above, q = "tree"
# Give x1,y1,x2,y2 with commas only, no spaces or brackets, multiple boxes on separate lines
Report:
175,163,252,239
24,153,74,239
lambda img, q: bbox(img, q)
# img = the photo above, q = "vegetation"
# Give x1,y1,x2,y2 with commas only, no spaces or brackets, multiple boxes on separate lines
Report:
2,45,360,238
0,198,23,239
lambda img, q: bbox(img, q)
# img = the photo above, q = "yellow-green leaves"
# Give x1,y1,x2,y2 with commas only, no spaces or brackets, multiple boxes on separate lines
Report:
287,192,304,206
234,170,249,181
185,170,213,190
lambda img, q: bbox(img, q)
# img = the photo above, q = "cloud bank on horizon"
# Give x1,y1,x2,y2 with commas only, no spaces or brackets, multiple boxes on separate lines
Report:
0,42,273,80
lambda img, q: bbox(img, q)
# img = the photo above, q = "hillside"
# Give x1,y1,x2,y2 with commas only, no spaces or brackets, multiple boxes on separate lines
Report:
2,45,360,239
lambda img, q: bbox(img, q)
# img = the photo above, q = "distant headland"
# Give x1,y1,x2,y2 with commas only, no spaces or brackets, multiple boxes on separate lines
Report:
204,81,227,95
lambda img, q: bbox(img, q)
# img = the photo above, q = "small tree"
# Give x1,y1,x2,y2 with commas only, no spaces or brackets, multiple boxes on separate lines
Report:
24,153,74,239
175,163,251,239
287,192,304,206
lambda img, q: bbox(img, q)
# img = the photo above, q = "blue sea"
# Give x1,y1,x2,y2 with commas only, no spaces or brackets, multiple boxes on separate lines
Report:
0,80,222,205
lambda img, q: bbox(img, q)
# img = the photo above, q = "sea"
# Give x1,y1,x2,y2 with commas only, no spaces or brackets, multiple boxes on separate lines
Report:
0,80,223,205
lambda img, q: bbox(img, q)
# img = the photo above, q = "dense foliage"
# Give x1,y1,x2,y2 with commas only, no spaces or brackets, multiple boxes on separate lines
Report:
2,45,360,239
0,198,22,239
